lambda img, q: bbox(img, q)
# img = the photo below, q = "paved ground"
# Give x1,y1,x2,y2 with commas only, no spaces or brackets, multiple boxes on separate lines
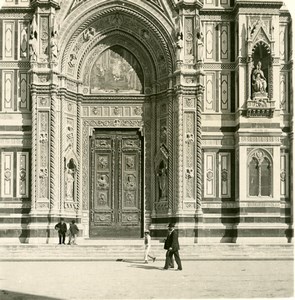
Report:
0,259,293,299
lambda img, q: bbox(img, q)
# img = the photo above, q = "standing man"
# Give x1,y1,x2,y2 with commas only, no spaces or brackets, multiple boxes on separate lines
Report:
68,220,79,245
163,223,182,271
55,218,67,245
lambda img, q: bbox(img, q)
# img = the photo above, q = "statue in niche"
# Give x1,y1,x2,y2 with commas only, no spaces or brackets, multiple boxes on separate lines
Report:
50,30,58,62
176,32,183,60
66,167,75,199
160,126,167,145
29,15,38,61
252,61,267,94
196,20,204,62
65,159,76,200
157,161,168,199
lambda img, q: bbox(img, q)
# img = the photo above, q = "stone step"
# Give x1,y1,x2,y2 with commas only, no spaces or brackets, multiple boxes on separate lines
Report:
0,244,293,261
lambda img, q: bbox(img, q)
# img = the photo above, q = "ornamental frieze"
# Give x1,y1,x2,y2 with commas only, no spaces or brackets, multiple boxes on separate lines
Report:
83,105,144,118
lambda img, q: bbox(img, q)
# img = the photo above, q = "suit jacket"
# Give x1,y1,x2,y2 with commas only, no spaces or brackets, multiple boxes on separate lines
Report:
164,230,180,251
55,222,67,234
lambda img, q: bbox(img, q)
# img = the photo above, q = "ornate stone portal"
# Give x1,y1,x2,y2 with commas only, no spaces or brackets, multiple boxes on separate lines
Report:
0,0,292,243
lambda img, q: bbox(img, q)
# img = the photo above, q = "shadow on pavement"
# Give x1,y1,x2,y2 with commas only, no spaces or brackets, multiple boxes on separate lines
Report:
0,290,62,300
117,259,143,263
129,264,162,270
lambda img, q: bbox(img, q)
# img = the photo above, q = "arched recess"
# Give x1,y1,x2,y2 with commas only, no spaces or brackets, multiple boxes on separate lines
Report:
78,32,157,95
247,148,273,197
55,1,176,237
58,1,175,87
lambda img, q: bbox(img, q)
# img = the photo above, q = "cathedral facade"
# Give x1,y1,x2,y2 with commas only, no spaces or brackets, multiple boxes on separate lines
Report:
0,0,293,243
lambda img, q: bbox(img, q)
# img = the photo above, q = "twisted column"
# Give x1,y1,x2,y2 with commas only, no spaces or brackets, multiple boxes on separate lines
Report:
168,92,173,214
76,99,82,211
60,96,65,212
50,92,58,209
177,92,184,210
196,87,204,213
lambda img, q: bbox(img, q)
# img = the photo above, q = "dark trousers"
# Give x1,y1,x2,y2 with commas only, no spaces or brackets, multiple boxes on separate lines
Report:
164,250,182,270
58,232,66,244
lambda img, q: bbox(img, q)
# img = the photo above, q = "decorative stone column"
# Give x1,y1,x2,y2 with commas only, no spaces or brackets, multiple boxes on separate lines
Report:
170,0,205,242
28,0,61,242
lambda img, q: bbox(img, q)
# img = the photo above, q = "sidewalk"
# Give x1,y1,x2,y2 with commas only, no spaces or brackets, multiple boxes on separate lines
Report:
0,260,293,299
0,243,293,261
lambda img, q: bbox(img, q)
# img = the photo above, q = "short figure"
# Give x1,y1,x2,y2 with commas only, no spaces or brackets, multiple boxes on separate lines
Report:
176,32,183,61
157,162,168,199
55,218,67,245
144,230,156,264
50,31,58,62
68,220,79,245
196,30,204,62
163,223,182,271
29,32,38,61
252,61,267,94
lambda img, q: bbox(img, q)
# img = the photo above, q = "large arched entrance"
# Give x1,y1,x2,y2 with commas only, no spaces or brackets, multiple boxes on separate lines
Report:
57,1,175,238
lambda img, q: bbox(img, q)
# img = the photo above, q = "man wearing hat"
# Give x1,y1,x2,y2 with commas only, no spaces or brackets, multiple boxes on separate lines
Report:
54,218,67,245
163,223,182,270
144,229,156,263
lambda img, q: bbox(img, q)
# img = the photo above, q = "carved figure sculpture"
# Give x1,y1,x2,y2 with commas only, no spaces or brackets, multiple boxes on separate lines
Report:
97,174,109,189
252,61,267,94
29,15,38,61
176,32,183,60
29,32,38,61
196,21,204,62
83,27,95,42
157,161,168,199
66,167,75,199
68,53,77,67
50,31,58,61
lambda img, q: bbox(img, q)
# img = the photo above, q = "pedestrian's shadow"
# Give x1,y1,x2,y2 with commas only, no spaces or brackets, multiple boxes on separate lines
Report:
129,264,161,270
116,259,143,264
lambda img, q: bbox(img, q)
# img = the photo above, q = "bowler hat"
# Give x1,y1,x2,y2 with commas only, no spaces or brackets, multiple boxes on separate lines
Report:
168,223,175,228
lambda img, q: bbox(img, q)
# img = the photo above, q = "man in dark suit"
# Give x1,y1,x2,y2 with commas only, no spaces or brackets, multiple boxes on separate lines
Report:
55,218,67,245
163,223,182,270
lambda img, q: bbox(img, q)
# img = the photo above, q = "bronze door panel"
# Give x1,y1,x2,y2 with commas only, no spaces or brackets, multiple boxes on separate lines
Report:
90,130,142,238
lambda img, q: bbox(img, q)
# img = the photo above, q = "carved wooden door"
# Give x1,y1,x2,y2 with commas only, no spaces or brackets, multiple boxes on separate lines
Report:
90,130,143,238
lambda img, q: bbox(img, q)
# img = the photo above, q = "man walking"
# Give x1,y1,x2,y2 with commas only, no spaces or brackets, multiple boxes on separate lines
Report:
163,223,182,271
144,230,156,263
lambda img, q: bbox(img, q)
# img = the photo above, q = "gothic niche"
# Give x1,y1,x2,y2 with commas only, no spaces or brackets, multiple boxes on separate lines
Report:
65,158,76,202
156,160,168,201
246,23,275,117
248,149,272,197
89,46,144,94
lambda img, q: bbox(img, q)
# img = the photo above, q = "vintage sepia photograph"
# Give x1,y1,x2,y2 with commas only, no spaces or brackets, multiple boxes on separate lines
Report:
0,0,293,299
